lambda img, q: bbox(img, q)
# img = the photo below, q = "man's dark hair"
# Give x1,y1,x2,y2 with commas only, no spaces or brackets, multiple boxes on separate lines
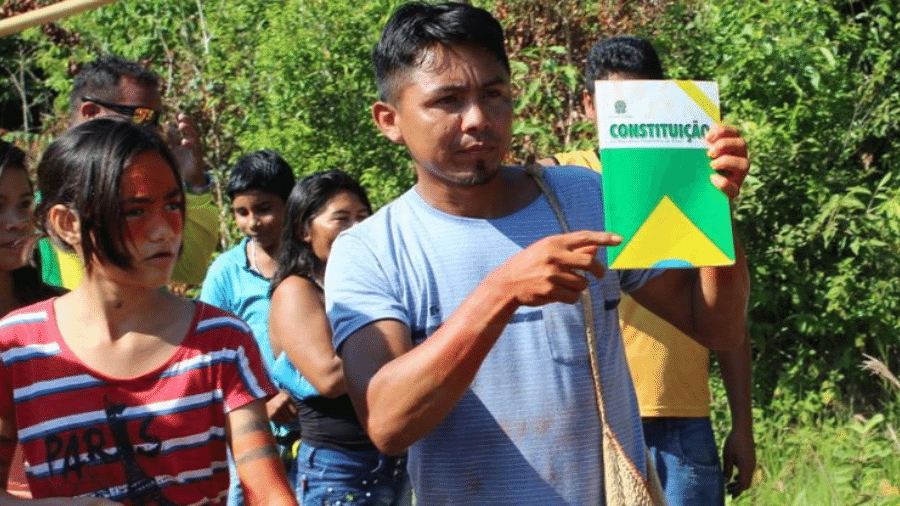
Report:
271,170,372,292
35,118,184,275
585,35,664,94
70,55,160,113
373,1,509,102
225,149,296,202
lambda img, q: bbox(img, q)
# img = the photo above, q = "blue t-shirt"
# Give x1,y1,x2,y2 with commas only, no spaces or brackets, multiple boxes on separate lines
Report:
199,237,314,397
326,166,654,505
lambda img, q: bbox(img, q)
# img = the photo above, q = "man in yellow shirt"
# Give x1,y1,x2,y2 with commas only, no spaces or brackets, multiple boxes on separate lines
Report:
542,35,755,505
39,55,218,288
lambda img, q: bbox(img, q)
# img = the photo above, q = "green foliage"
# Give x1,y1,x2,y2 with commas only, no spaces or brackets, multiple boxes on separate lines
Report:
649,0,900,417
490,0,679,161
3,0,899,421
734,414,900,505
209,0,413,208
0,34,51,134
708,366,900,504
509,44,586,158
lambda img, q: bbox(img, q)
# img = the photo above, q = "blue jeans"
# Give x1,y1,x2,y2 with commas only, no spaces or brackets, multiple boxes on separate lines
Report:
293,442,408,506
642,417,725,506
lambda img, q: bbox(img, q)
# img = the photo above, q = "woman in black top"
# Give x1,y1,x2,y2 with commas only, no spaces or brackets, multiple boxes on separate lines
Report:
269,170,408,505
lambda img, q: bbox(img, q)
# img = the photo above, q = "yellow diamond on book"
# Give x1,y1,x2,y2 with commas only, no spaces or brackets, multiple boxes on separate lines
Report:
611,195,733,269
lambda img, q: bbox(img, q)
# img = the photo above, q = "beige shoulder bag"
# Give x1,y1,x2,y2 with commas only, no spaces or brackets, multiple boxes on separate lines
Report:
526,164,667,506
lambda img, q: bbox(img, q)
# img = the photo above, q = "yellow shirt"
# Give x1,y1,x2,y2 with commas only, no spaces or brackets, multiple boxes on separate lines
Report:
553,149,710,417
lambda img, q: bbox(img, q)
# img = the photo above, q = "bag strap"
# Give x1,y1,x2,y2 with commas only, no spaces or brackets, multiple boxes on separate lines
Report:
525,165,666,506
524,164,608,428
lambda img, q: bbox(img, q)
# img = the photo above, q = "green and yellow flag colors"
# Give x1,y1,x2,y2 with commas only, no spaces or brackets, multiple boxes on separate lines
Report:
595,80,735,269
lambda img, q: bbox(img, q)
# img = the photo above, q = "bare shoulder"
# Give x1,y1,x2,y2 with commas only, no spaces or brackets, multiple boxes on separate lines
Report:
270,276,324,332
271,275,321,307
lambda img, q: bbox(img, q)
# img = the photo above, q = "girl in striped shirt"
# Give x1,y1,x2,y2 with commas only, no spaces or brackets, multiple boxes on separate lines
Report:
0,120,296,506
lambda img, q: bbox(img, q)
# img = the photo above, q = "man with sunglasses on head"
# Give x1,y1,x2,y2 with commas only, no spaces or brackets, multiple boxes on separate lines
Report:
38,54,219,289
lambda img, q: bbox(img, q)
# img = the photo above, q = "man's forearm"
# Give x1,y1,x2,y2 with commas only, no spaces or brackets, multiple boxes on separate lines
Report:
348,276,520,455
716,330,753,430
717,329,756,495
344,231,613,454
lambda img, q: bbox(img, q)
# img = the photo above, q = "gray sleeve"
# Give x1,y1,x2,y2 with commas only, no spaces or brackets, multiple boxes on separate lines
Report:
325,232,409,354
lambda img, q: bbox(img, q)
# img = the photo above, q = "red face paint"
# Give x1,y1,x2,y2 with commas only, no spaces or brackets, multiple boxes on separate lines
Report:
116,151,184,284
120,151,184,240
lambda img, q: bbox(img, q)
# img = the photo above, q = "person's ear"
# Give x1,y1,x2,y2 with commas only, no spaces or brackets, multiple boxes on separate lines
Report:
47,204,81,250
79,100,103,121
372,101,404,145
582,89,597,122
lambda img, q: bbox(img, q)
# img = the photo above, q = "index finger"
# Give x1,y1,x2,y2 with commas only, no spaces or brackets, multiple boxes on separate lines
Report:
557,230,622,250
704,124,741,144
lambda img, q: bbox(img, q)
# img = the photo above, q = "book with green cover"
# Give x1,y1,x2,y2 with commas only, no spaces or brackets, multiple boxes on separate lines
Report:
595,80,735,269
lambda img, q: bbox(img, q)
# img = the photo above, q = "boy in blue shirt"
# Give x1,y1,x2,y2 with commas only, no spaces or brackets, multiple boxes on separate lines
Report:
200,149,299,506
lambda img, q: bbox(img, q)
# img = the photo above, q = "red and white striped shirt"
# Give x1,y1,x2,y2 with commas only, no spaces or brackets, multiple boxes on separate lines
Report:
0,299,277,506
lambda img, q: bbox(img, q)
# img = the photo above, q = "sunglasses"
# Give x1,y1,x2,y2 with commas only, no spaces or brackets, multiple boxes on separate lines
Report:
81,96,162,126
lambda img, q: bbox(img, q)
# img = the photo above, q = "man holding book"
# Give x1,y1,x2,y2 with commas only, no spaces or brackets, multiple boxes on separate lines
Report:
326,4,751,504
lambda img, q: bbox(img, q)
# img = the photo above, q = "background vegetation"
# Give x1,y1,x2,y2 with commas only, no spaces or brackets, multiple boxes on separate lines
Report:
2,0,898,502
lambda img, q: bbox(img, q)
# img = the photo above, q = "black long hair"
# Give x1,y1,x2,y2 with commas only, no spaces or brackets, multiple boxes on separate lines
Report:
11,250,62,306
0,140,63,307
270,170,371,293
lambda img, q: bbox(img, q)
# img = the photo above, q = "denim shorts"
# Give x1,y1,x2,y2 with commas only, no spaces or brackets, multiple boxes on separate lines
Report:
642,417,725,506
293,442,409,506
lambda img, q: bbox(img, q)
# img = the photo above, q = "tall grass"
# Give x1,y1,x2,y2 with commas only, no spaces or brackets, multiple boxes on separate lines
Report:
711,354,900,505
